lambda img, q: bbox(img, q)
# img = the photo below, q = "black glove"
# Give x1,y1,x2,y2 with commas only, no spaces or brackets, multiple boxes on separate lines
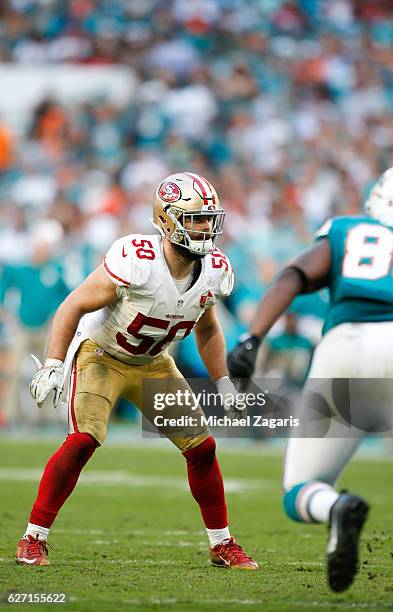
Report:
227,334,260,380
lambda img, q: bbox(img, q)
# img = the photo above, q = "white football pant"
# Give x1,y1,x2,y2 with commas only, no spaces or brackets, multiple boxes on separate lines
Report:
284,321,393,490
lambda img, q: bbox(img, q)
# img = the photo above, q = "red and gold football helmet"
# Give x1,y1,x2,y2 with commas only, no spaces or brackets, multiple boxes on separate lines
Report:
152,172,225,255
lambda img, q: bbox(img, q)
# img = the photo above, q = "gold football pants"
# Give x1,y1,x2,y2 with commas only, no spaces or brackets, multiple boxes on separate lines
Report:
67,339,210,451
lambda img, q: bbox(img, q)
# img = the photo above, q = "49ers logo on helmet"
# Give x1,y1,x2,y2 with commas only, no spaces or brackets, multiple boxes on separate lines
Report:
158,181,181,203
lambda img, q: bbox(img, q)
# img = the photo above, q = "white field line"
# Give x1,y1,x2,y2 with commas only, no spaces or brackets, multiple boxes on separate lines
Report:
55,528,204,536
91,539,207,547
287,561,323,566
1,436,391,462
141,540,207,547
0,468,270,493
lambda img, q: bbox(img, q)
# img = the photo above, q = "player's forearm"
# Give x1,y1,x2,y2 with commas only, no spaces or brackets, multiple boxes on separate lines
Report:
250,268,303,339
196,326,229,381
46,299,85,362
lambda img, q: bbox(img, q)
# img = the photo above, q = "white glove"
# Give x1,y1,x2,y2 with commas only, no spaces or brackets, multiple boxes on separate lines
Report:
29,355,64,409
216,376,247,419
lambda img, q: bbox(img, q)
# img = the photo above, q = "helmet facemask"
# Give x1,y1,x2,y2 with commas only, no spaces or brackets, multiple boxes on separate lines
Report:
168,207,225,255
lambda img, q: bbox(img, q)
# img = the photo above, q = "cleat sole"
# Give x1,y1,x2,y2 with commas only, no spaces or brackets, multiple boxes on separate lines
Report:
327,497,369,593
15,557,50,566
211,559,258,570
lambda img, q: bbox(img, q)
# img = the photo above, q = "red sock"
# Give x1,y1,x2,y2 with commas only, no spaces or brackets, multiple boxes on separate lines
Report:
183,436,228,529
30,432,97,528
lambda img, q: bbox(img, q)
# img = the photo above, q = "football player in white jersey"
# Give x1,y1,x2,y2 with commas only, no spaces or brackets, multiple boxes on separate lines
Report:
16,172,258,570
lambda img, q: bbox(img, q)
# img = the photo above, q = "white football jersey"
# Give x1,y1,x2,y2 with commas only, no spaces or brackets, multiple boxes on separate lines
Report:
79,234,234,365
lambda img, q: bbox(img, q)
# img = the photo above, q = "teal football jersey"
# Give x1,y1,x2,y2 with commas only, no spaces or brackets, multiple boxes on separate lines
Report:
316,215,393,334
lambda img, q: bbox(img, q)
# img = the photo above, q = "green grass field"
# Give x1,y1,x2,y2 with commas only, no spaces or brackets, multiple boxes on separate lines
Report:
0,439,392,611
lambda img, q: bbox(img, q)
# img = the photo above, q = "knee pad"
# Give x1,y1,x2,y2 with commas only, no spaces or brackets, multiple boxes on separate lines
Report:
71,392,110,445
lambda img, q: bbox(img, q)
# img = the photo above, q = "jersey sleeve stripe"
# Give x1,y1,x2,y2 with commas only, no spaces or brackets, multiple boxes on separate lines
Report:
103,260,130,286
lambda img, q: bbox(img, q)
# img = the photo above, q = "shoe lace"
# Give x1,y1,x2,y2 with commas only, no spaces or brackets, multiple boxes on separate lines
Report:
219,538,251,563
27,536,49,557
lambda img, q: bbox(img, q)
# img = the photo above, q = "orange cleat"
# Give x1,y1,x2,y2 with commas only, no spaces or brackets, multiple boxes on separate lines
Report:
16,535,50,566
210,537,258,570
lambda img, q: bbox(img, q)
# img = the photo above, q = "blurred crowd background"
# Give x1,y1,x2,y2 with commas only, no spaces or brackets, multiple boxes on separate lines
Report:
0,0,392,426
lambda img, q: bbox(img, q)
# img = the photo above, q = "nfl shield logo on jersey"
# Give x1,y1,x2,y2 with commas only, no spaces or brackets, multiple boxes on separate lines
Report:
200,290,214,308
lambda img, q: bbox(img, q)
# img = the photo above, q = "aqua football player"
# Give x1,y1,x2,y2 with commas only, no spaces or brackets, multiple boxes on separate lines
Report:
228,166,393,592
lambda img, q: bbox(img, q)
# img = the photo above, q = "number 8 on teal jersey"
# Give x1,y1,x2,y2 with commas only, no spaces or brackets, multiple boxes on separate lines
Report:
316,215,393,334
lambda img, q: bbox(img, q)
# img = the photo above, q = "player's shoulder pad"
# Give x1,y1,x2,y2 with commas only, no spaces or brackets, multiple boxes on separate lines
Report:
315,216,346,241
104,234,154,288
314,217,334,240
315,215,368,242
205,248,234,298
